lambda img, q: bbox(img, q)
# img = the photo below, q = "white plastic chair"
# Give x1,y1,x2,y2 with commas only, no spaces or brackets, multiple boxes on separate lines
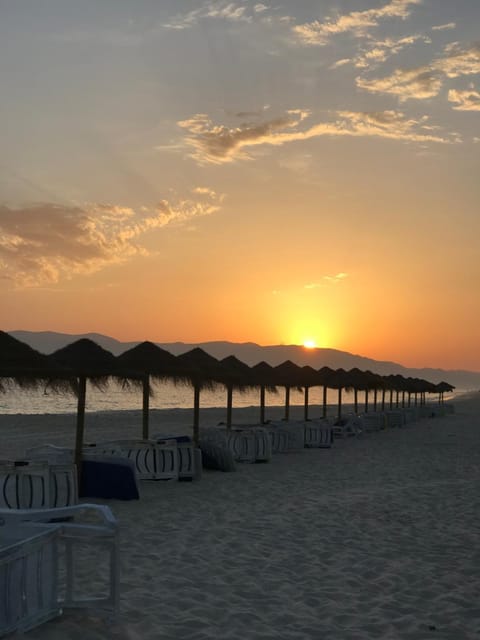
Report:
0,503,119,637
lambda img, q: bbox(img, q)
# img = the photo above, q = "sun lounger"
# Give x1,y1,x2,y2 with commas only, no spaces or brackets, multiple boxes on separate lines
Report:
303,420,334,448
198,429,236,471
332,415,362,438
385,410,406,428
0,460,78,509
0,503,119,637
357,413,385,433
268,421,305,451
25,444,139,500
84,439,179,481
153,435,201,480
251,427,272,461
266,424,291,453
224,429,257,463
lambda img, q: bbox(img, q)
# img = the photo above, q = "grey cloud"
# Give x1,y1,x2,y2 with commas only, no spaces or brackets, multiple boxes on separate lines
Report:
178,108,451,164
0,193,221,287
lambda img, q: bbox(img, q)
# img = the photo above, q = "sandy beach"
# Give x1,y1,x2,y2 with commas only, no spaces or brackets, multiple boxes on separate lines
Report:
1,393,479,639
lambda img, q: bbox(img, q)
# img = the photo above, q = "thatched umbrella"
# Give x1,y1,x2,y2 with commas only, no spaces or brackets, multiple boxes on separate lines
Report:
273,360,304,421
117,341,183,439
346,368,365,414
327,368,351,422
0,330,73,393
317,366,336,419
219,355,255,429
300,365,320,421
363,370,384,412
50,339,120,475
250,361,277,424
435,381,455,404
175,348,224,445
383,374,407,409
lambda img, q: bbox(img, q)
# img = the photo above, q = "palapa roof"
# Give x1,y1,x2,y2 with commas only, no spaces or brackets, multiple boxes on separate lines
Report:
175,347,224,389
219,355,255,390
301,365,321,387
50,338,119,379
273,360,305,389
0,331,73,392
117,341,183,381
250,361,277,391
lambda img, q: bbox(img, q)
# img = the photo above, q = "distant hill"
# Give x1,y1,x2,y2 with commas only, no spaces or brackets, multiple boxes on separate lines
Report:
8,330,480,391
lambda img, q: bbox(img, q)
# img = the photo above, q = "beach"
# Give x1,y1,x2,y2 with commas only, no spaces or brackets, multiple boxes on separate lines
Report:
1,393,479,639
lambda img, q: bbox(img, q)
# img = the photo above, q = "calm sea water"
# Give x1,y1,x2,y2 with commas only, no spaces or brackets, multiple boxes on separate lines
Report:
0,380,454,415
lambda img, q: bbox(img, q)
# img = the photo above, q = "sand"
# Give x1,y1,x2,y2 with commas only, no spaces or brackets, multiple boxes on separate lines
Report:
1,393,479,639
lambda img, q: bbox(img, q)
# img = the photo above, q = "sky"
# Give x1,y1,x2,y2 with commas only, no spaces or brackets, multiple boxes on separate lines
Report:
1,0,479,371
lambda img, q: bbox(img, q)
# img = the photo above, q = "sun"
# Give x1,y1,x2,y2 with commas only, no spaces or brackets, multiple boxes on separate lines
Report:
303,339,317,349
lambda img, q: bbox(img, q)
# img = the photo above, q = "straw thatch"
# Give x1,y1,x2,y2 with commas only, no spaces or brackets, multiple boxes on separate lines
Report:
175,348,224,444
301,365,321,421
49,338,121,476
219,355,256,429
251,361,278,424
273,360,305,421
0,331,73,393
116,341,186,439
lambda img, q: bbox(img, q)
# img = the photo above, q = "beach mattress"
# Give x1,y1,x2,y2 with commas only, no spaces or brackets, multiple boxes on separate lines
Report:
80,458,139,500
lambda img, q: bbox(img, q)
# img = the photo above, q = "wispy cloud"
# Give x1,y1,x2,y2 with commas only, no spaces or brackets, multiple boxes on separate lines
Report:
178,108,451,164
305,273,348,288
357,65,443,100
431,22,456,32
448,86,480,111
293,0,421,46
357,42,480,101
0,191,221,287
163,2,254,29
333,33,430,70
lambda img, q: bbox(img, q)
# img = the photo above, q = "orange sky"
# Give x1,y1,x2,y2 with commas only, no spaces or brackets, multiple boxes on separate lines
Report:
1,1,480,371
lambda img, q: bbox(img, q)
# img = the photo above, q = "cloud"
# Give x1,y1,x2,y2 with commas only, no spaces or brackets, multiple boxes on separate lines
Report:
178,108,451,164
356,42,480,100
293,0,421,46
340,34,430,70
431,22,456,31
305,273,348,288
0,191,221,287
177,110,311,164
448,86,480,111
163,2,254,29
438,42,480,78
357,65,443,100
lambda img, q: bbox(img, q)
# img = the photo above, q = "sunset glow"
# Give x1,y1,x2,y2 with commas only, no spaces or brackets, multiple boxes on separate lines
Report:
1,1,480,371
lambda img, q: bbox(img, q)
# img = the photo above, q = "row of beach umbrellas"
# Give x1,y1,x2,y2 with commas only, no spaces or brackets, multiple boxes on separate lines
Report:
0,331,455,470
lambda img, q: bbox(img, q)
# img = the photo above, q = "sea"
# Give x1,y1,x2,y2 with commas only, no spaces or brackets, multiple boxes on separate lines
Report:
0,379,456,416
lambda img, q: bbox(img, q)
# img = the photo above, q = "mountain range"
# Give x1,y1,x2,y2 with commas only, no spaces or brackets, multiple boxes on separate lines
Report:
8,330,480,391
